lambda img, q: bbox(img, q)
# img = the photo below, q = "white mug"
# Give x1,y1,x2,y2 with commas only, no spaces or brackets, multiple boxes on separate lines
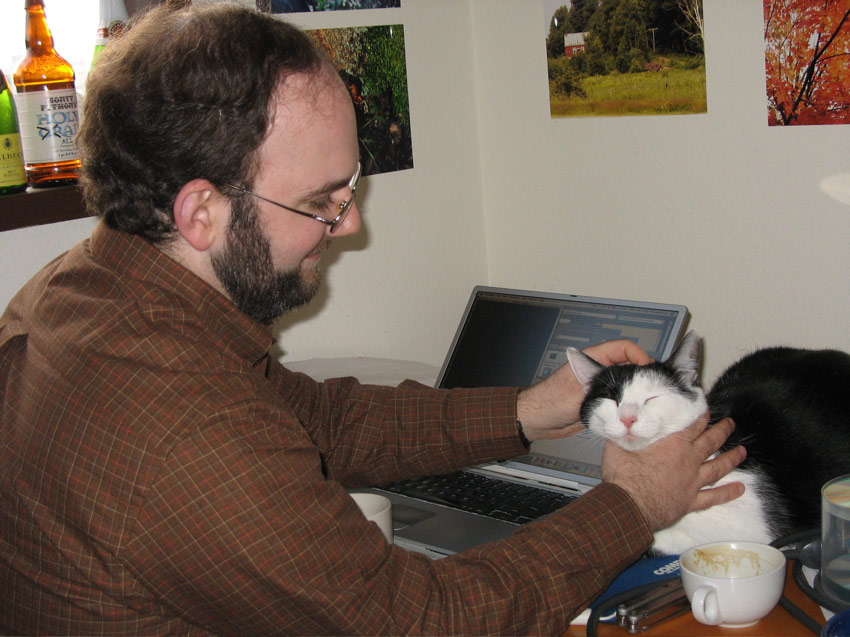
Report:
349,492,393,544
679,541,786,628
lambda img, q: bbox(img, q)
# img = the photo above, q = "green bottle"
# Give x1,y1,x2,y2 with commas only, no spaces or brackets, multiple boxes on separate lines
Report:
0,68,28,196
91,0,129,70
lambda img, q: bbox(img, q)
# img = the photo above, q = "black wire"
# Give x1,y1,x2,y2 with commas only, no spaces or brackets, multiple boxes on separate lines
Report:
777,595,821,635
771,529,832,635
778,560,824,635
777,595,822,635
793,550,850,617
770,528,822,551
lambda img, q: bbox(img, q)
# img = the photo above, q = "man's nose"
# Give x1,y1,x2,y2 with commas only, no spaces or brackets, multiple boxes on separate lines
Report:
330,201,361,236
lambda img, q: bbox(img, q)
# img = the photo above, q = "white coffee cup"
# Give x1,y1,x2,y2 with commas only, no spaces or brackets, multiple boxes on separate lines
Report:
349,492,393,544
679,541,786,628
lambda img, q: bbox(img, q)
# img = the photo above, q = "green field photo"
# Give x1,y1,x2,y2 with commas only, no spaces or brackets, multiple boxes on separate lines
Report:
546,0,707,118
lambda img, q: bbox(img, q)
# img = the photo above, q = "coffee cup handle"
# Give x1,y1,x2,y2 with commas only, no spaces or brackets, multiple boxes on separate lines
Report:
690,585,722,625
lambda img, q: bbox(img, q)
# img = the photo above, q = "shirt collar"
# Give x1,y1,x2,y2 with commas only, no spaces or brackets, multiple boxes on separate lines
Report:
89,222,275,367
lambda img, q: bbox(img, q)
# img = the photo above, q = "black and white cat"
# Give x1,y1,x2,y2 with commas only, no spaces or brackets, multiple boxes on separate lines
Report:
566,331,850,556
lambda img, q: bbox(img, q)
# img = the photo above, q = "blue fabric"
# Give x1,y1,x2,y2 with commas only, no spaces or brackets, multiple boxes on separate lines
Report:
589,554,681,621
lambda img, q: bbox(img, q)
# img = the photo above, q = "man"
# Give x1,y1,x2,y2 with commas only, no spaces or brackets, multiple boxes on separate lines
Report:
0,4,745,634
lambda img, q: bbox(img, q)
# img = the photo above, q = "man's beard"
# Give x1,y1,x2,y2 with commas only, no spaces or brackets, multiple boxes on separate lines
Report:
212,195,324,324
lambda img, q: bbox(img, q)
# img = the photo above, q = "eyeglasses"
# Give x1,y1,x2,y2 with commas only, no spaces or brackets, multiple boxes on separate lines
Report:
224,162,361,233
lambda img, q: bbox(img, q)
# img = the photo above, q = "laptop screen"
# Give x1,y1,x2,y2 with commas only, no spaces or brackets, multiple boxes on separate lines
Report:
437,287,688,389
436,287,689,483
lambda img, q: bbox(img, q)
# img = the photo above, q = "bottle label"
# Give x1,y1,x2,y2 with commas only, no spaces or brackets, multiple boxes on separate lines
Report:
15,89,80,165
0,133,27,187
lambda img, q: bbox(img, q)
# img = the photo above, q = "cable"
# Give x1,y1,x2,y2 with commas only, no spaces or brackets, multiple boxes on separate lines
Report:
775,560,823,635
770,529,850,635
791,556,847,614
777,595,822,635
771,528,822,552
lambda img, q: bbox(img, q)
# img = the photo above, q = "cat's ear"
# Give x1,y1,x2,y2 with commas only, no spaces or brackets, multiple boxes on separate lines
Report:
666,331,702,386
566,347,603,393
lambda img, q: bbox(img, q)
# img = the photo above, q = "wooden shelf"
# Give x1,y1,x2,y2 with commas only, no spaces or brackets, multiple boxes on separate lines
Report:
0,186,89,232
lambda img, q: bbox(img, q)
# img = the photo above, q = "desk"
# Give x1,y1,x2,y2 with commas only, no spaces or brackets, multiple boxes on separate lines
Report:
565,564,825,636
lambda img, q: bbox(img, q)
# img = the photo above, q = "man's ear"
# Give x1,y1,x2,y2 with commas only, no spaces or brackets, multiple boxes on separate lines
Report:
173,179,226,252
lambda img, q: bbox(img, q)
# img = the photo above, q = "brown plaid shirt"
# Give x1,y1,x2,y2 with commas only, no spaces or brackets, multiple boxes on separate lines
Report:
1,223,652,635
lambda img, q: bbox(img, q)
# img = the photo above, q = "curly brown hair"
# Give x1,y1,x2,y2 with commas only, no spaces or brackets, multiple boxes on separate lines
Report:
78,2,325,245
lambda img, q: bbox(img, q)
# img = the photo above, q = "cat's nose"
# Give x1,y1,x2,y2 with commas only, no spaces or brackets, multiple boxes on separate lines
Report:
619,404,638,430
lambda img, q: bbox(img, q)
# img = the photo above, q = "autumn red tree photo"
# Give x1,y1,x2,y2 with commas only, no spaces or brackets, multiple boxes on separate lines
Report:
765,0,850,126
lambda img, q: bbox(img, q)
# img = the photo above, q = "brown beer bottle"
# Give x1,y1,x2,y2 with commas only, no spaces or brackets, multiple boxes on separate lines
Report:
14,0,81,188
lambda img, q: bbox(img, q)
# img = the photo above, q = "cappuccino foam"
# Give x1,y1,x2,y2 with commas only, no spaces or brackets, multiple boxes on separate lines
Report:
685,546,765,578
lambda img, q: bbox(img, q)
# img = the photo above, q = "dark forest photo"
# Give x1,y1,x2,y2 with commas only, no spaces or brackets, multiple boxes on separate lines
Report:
258,0,400,13
310,25,413,176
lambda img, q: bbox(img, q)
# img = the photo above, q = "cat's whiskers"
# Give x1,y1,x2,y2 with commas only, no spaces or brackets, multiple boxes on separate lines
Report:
580,425,609,444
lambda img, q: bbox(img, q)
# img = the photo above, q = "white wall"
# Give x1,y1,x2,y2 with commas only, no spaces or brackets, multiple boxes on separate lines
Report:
470,0,850,383
0,217,97,307
2,0,849,384
270,1,488,364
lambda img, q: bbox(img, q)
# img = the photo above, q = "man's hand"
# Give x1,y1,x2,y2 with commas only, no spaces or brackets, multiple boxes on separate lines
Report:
516,339,652,441
603,415,747,531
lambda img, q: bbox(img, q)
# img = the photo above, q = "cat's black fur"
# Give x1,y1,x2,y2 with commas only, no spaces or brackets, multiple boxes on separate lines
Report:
708,345,850,538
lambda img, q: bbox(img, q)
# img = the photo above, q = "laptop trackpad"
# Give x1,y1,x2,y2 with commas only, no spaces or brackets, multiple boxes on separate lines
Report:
393,503,436,530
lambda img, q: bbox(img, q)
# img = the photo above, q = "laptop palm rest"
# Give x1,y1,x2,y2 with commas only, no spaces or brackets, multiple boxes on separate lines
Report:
384,491,517,555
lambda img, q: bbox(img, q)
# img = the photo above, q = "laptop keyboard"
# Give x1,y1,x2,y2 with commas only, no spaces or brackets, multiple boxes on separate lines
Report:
378,471,576,524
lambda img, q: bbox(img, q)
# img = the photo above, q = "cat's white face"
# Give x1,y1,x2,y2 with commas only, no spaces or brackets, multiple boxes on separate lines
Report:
584,370,708,451
568,331,709,451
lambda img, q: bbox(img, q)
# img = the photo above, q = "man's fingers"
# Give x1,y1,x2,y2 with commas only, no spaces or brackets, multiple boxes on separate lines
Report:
689,444,747,513
584,339,652,367
683,411,711,441
559,422,587,438
616,340,653,366
691,479,746,513
690,415,733,451
701,444,747,484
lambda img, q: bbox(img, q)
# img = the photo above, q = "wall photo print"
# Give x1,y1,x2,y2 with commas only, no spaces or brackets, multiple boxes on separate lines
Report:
765,0,850,126
257,0,400,13
545,0,707,118
310,25,413,176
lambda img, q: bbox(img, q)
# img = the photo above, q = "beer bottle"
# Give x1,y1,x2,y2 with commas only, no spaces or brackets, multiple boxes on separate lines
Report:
14,0,82,188
92,0,129,70
0,69,28,196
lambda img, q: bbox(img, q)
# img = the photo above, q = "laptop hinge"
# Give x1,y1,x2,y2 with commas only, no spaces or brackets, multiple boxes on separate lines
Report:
469,464,587,495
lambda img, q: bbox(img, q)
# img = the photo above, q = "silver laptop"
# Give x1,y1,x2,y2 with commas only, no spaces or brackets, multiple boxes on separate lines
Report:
365,286,689,558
